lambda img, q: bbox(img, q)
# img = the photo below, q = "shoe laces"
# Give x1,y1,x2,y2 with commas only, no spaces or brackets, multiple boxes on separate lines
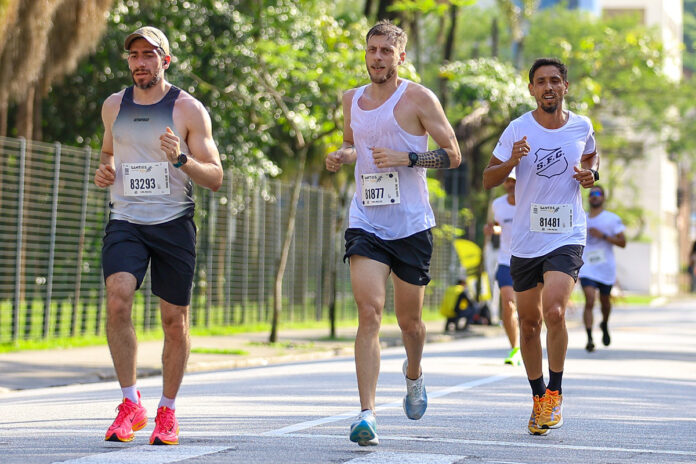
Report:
114,399,138,421
156,407,176,431
407,377,424,400
540,392,558,417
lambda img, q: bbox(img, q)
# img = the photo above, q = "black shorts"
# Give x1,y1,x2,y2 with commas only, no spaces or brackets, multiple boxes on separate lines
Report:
102,214,197,306
510,244,584,292
580,277,613,296
343,228,433,286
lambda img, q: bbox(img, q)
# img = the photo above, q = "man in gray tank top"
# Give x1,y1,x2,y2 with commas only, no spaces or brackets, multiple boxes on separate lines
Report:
94,26,223,446
325,20,461,446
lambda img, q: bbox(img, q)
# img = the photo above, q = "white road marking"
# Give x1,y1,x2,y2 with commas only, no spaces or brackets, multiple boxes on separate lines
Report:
263,373,513,436
53,445,230,464
344,451,465,463
285,433,696,457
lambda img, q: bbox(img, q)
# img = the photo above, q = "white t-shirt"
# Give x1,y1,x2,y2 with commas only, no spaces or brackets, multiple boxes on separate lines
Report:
491,194,515,266
493,111,596,258
579,210,625,285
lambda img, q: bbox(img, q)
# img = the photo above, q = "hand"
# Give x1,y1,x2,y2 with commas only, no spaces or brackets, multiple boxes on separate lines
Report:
326,146,352,172
510,136,530,166
483,223,494,237
573,165,595,188
160,126,181,164
371,147,404,169
94,163,115,188
588,227,604,239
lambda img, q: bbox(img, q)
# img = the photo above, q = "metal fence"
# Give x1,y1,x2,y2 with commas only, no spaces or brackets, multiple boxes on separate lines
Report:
0,136,466,343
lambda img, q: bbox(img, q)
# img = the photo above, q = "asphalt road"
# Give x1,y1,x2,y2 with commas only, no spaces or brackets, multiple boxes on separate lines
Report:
0,300,694,464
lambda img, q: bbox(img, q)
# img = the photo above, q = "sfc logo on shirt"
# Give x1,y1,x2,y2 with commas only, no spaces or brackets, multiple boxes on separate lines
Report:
534,147,568,179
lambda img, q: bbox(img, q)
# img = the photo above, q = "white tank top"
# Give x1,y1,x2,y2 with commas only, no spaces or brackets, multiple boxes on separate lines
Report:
348,79,435,240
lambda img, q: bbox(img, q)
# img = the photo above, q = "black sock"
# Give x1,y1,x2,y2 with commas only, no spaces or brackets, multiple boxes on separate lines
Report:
529,375,546,398
548,369,563,394
586,328,593,341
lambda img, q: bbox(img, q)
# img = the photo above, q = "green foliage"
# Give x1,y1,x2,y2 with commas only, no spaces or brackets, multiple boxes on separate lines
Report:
684,0,696,74
42,0,368,181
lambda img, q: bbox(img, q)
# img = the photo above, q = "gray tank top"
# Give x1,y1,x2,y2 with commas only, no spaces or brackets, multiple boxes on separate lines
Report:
110,85,194,224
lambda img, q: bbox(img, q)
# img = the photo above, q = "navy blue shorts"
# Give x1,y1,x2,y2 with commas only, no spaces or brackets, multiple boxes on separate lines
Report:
496,264,514,288
510,244,584,292
344,228,432,286
102,214,197,306
580,277,613,296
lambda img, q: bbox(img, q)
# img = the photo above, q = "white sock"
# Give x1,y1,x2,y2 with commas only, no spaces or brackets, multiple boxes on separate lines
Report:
158,395,176,410
121,385,139,404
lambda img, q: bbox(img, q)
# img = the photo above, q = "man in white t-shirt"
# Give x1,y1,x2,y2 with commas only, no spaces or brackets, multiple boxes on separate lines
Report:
485,170,521,366
579,185,626,352
325,20,461,446
483,58,598,436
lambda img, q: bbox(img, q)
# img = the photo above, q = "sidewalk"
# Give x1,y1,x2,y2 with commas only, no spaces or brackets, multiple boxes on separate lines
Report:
0,320,500,393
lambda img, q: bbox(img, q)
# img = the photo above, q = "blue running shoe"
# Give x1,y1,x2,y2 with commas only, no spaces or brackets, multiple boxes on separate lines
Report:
349,410,379,446
402,359,427,420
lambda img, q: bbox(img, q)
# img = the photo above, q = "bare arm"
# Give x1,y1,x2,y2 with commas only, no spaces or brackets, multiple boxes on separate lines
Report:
162,99,223,191
94,94,120,188
326,90,357,172
606,231,626,248
413,88,460,169
573,151,599,189
482,137,529,189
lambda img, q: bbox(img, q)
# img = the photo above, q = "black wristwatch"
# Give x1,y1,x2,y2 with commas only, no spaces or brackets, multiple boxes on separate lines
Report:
173,153,188,168
589,168,599,181
408,152,418,168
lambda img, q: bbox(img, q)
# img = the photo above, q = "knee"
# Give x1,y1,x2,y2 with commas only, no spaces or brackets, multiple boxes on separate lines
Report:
398,317,424,336
519,317,542,340
162,316,188,340
544,304,565,327
357,305,382,335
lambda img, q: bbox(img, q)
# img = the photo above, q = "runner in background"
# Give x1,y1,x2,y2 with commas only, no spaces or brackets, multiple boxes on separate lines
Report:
484,170,521,365
579,185,626,352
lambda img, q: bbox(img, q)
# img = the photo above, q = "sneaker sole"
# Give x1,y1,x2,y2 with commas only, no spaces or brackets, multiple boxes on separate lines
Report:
543,416,564,429
350,425,378,446
105,433,134,442
150,437,179,445
528,428,549,435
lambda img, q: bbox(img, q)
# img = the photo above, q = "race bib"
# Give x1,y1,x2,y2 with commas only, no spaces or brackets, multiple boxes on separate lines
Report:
530,203,572,233
122,162,170,196
586,249,606,265
361,172,400,206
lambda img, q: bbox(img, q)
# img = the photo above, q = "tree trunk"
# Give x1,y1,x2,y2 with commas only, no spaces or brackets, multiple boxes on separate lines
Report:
376,0,398,21
270,147,308,343
0,93,7,137
364,0,374,19
491,17,499,58
439,4,459,110
16,84,35,140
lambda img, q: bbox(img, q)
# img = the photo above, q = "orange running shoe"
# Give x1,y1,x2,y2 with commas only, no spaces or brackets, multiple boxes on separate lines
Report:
105,392,148,442
527,395,548,435
538,388,563,429
150,406,179,445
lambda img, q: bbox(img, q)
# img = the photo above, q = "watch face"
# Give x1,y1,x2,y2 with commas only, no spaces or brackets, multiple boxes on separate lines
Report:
178,153,188,165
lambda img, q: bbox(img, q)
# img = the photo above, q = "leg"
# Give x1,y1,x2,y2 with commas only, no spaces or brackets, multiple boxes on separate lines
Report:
599,293,611,325
392,273,426,380
516,284,544,380
582,285,596,331
106,272,138,388
541,271,575,373
350,256,390,412
500,285,518,349
160,300,190,400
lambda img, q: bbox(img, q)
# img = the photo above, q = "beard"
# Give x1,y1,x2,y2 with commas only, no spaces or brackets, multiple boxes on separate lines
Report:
367,63,397,84
132,66,162,90
589,199,604,208
541,101,558,113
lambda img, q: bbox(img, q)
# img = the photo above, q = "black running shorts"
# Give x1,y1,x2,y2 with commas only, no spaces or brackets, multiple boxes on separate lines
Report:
343,227,433,286
102,214,197,306
510,244,584,292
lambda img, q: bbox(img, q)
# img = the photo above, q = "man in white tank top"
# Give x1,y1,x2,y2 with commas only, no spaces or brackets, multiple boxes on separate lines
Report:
483,58,599,436
325,20,461,446
94,26,223,446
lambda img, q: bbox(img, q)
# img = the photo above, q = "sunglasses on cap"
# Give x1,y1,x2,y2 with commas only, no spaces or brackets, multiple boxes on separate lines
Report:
589,190,603,197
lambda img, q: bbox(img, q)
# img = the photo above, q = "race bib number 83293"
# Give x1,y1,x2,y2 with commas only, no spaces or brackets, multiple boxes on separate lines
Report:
122,162,170,196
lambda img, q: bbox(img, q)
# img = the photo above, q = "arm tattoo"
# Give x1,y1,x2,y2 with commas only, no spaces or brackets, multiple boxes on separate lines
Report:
415,148,450,169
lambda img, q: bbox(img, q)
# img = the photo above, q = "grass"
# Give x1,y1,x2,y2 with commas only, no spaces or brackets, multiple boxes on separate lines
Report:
190,347,249,356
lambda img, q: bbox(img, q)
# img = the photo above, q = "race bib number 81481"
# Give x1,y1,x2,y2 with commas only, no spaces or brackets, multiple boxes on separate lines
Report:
530,203,572,233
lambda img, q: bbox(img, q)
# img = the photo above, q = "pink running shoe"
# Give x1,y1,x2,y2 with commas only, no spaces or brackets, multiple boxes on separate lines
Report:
149,406,179,445
105,392,147,442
